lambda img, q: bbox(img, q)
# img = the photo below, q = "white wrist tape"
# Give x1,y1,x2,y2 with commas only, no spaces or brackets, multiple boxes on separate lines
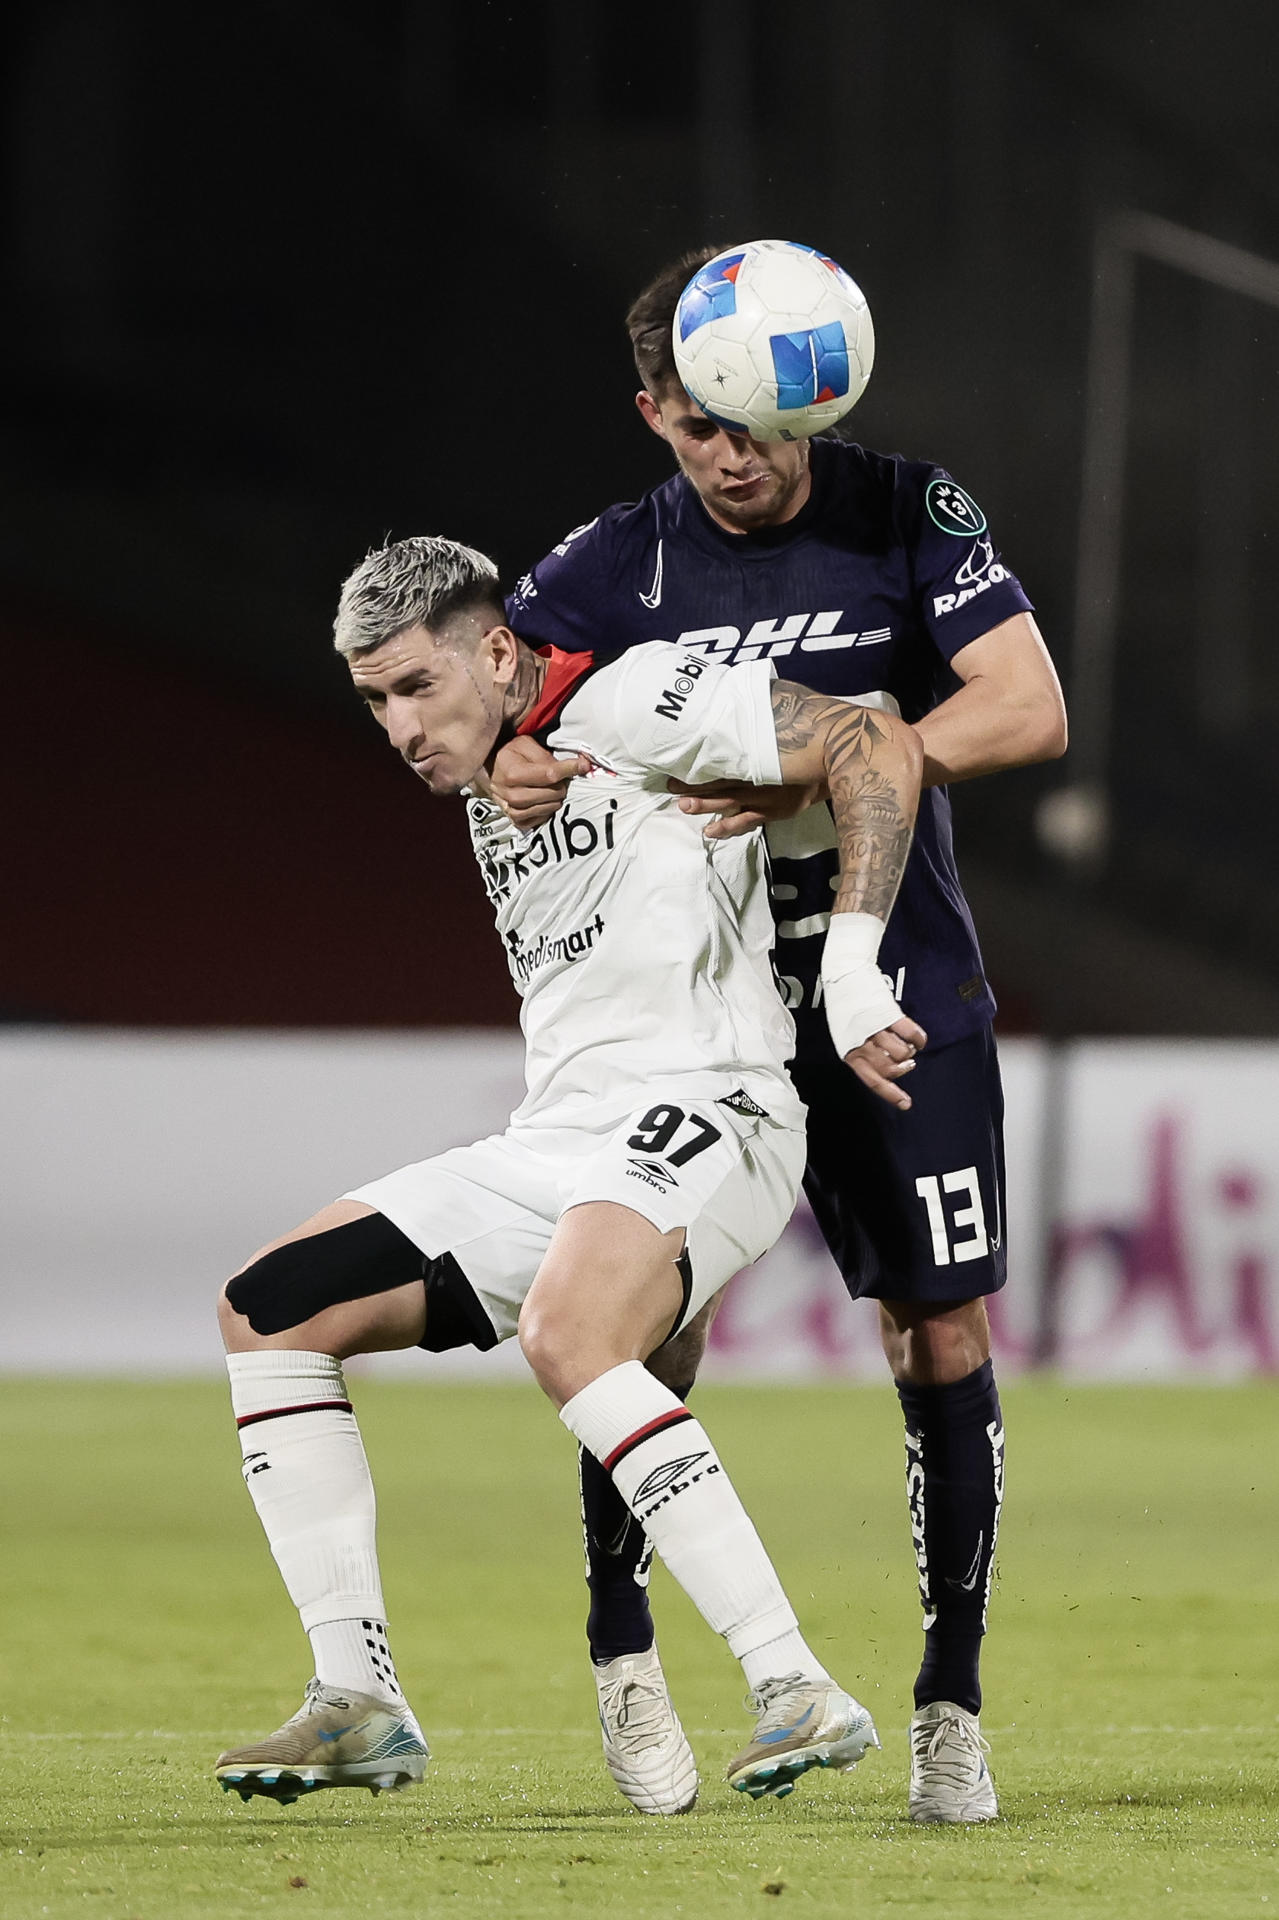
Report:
820,912,902,1056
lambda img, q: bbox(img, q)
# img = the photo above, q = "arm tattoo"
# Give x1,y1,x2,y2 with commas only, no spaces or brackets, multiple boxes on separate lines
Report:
770,679,917,922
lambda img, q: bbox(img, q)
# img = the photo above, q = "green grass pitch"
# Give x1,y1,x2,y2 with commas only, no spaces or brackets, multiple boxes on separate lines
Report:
1,1379,1276,1918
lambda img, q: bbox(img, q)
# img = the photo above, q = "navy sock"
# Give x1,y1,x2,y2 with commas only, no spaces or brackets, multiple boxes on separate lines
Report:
895,1358,1004,1717
581,1376,694,1664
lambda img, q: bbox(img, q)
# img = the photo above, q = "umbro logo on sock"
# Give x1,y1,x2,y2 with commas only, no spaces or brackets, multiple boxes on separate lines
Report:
632,1453,709,1503
631,1452,720,1521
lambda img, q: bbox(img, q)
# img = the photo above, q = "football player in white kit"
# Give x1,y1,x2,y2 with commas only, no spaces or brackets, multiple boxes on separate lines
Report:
214,535,924,1813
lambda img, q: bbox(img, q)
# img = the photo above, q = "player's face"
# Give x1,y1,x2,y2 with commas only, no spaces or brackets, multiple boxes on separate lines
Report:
636,383,812,534
348,617,517,795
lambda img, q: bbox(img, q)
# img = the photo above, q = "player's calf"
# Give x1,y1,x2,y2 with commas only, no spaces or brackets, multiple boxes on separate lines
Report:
216,1211,435,1803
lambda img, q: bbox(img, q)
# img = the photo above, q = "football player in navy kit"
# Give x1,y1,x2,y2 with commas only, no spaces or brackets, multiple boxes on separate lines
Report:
492,248,1067,1824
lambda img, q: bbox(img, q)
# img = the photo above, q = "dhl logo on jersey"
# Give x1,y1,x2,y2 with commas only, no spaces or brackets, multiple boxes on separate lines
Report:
660,613,892,664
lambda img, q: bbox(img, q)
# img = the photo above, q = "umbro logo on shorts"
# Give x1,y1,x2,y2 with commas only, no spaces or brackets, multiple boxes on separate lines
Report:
625,1157,678,1190
718,1088,770,1118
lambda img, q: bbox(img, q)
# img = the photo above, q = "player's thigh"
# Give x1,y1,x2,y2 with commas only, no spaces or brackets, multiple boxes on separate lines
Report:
553,1096,807,1339
221,1201,429,1354
797,1026,1007,1304
347,1134,559,1353
520,1201,689,1395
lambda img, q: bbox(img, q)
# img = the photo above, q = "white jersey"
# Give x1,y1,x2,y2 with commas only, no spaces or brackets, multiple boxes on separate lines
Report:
465,642,805,1132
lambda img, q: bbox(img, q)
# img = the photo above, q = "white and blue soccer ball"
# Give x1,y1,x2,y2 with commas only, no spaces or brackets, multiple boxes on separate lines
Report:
673,239,874,442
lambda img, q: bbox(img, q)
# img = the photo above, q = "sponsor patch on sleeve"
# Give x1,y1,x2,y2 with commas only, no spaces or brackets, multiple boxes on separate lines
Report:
925,478,987,537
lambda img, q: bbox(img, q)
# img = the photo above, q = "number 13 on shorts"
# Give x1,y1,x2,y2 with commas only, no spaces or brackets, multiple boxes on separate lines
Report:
915,1167,989,1265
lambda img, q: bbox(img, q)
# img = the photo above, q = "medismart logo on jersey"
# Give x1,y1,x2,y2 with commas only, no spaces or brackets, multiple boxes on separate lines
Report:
505,914,607,983
659,613,892,665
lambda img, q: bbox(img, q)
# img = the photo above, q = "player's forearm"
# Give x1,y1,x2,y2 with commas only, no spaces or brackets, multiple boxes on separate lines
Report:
821,708,922,920
771,682,921,918
915,684,1065,786
914,664,1068,787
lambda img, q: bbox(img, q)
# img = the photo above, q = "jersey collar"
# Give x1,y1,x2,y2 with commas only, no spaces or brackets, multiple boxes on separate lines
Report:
516,646,597,736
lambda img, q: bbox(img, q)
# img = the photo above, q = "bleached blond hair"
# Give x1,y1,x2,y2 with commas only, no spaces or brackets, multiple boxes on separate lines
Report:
333,535,503,657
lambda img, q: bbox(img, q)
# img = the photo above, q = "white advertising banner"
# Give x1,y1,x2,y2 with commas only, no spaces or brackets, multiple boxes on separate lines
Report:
1041,1042,1279,1379
1,1032,1274,1379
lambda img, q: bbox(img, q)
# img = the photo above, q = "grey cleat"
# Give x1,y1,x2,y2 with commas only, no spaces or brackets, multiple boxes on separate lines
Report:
908,1700,998,1824
726,1671,879,1801
594,1643,698,1815
215,1679,429,1805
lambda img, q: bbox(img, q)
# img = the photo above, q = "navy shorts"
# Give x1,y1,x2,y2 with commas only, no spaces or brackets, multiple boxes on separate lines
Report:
794,1024,1007,1305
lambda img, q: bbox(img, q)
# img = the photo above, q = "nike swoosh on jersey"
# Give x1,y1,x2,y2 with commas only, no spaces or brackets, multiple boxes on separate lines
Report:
945,1533,985,1594
638,540,664,609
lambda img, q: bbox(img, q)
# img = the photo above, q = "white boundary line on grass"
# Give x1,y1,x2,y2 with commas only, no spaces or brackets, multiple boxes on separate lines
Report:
10,1724,1279,1743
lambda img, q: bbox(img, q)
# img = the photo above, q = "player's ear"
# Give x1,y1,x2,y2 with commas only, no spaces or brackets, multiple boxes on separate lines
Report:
486,624,522,687
635,388,667,440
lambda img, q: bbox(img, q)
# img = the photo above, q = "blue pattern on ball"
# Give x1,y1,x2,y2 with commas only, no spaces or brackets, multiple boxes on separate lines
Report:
677,253,746,341
770,321,850,410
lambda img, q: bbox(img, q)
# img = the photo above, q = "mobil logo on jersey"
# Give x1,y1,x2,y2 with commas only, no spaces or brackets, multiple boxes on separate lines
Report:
660,612,893,665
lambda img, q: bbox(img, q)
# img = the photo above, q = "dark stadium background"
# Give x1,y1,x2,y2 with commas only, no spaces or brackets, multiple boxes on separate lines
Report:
3,0,1277,1034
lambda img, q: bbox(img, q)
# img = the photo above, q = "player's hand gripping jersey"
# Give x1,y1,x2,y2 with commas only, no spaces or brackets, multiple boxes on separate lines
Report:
507,439,1033,1061
467,642,805,1133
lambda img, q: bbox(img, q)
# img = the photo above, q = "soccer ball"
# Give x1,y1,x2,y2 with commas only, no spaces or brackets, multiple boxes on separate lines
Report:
672,239,874,442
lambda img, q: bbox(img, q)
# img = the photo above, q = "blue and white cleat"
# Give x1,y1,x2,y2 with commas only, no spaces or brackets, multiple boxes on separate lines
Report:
908,1701,998,1823
726,1672,879,1801
215,1679,429,1805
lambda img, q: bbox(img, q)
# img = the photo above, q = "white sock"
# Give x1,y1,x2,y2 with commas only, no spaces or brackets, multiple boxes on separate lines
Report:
309,1617,403,1702
561,1362,830,1685
226,1350,402,1706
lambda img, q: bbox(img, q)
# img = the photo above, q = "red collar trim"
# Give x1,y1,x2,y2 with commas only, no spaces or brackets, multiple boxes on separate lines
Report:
516,646,596,736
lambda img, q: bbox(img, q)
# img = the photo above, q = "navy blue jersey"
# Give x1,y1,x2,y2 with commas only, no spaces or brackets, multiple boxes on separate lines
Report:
506,438,1034,1061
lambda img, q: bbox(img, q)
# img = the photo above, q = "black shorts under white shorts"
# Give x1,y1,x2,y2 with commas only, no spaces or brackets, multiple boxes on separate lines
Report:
795,1023,1007,1305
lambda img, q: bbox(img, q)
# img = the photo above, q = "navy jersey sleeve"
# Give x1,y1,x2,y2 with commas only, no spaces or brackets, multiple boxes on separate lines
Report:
900,467,1034,663
506,515,616,655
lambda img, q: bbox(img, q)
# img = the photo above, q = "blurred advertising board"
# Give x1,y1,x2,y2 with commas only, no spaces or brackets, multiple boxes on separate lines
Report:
1,1034,1275,1379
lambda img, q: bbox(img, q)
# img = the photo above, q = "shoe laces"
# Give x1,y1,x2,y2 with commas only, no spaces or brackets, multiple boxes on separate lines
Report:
919,1711,990,1766
600,1666,674,1753
743,1671,808,1718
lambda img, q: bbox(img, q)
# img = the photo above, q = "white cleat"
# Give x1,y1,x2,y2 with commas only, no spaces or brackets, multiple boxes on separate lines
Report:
909,1700,998,1823
727,1672,879,1801
216,1679,429,1804
593,1643,698,1815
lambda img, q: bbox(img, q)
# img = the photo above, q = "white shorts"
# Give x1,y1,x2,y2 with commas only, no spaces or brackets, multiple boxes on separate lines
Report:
345,1095,806,1349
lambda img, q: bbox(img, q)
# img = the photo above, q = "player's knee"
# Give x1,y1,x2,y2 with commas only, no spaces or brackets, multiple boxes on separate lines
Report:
516,1298,561,1388
219,1243,298,1347
517,1298,592,1405
217,1274,248,1345
882,1296,990,1384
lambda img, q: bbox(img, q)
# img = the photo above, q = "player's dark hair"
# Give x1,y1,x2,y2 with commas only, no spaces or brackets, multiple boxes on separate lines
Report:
625,246,720,396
